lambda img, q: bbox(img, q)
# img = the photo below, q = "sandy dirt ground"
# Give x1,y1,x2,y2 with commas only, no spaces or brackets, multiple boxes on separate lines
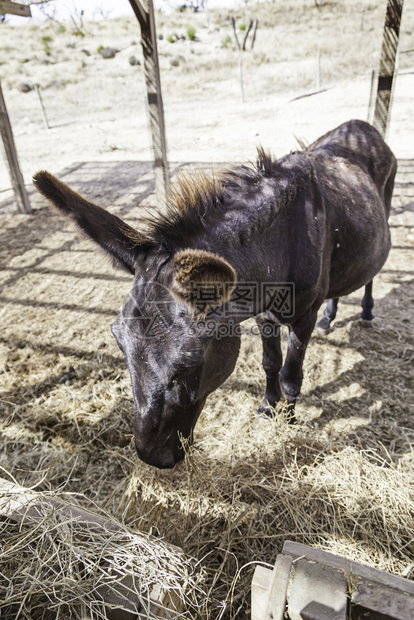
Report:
0,2,414,618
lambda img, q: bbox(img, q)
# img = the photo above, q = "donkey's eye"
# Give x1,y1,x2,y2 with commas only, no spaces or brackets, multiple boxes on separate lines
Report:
169,372,185,387
168,376,181,390
168,366,197,389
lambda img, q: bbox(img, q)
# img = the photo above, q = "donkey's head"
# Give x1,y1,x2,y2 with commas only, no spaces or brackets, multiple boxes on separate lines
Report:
33,172,240,468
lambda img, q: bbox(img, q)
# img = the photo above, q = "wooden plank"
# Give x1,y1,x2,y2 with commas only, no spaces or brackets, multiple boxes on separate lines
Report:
149,583,183,619
351,582,414,620
283,541,414,597
145,0,168,205
0,476,183,551
251,555,292,620
372,0,404,138
0,81,31,213
265,554,292,620
0,1,31,17
129,0,169,206
0,477,184,618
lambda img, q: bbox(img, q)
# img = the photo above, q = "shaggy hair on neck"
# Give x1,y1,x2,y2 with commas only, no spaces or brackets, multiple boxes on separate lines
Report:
134,147,278,250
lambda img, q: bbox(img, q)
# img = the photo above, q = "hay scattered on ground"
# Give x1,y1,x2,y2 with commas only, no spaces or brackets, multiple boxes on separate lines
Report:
1,278,413,618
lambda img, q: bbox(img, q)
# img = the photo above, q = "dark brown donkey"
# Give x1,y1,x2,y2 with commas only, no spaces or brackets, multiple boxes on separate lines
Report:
33,120,396,468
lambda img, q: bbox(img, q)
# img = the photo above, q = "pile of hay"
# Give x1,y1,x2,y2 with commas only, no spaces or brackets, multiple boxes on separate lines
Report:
0,478,205,619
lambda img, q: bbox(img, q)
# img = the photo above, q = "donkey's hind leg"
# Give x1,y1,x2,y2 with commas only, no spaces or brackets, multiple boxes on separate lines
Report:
316,298,339,336
360,280,374,327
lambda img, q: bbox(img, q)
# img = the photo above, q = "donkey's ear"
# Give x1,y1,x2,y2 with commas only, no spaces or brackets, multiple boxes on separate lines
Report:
172,249,237,314
33,171,152,274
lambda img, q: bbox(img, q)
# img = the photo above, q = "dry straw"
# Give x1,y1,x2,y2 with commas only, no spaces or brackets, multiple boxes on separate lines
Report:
0,479,206,619
0,306,413,618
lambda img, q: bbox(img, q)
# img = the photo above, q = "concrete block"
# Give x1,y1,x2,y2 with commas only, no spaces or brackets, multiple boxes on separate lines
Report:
288,559,348,620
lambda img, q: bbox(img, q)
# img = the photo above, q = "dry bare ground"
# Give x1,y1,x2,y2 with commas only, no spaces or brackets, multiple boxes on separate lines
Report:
0,1,414,618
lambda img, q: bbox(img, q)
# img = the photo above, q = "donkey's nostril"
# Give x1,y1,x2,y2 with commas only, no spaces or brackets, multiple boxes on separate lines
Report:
134,438,182,469
157,450,177,469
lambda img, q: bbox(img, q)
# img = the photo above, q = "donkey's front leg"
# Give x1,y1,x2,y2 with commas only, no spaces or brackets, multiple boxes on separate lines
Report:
279,309,318,422
256,312,282,417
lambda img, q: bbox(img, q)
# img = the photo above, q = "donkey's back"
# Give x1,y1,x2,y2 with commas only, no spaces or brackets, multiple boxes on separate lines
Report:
306,119,396,211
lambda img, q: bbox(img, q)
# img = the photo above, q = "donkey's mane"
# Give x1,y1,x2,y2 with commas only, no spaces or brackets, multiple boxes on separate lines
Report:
131,147,279,250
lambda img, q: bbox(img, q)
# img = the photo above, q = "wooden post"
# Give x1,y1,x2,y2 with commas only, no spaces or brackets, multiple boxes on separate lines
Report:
0,1,31,17
0,81,31,214
315,52,321,90
250,20,259,50
367,69,376,124
230,17,245,102
34,84,50,130
372,0,404,139
129,0,168,206
241,19,253,51
231,17,241,52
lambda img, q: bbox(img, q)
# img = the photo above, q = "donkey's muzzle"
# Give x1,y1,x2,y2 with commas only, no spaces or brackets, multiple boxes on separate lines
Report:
134,439,185,469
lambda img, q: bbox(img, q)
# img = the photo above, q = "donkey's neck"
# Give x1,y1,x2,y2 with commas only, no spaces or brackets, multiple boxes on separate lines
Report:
191,176,292,255
146,161,298,259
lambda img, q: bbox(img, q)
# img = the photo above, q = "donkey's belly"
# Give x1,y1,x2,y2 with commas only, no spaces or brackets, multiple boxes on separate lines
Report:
327,234,390,299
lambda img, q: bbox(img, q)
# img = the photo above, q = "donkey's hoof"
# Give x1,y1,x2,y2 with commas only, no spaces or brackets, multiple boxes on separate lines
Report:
257,403,276,418
360,318,374,328
316,326,332,337
285,409,297,425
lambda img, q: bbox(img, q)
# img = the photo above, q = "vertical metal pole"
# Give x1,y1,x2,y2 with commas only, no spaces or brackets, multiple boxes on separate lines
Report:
129,0,169,206
0,81,31,214
372,0,404,139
